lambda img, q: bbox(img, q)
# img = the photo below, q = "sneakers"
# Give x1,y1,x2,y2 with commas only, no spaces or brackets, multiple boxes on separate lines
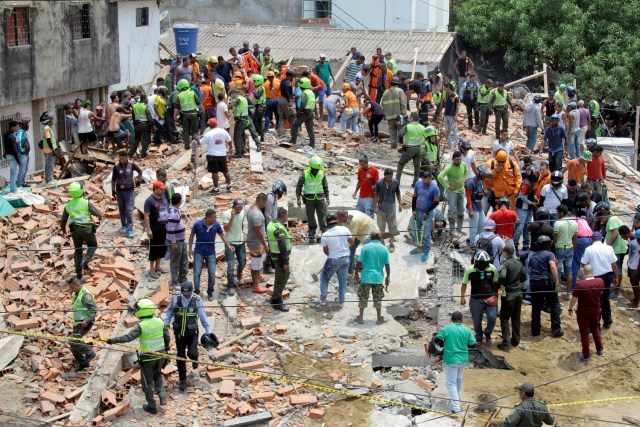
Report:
119,226,127,233
227,287,236,296
410,248,421,255
209,187,220,195
126,230,134,238
143,404,158,414
389,242,395,253
551,329,565,338
179,380,187,391
579,354,590,363
421,252,429,263
226,184,233,192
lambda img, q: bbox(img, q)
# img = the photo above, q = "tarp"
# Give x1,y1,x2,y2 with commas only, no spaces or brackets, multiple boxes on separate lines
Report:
3,189,45,208
596,137,635,159
0,195,16,217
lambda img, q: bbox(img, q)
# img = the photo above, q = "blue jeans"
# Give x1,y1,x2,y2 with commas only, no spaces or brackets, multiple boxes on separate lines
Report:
444,115,459,148
526,126,538,151
319,256,349,302
356,197,374,219
572,237,591,288
6,155,19,192
568,131,581,159
444,363,466,413
340,108,360,133
555,247,573,279
225,243,246,288
348,236,371,274
324,101,337,128
264,98,279,132
413,211,434,253
116,189,135,231
467,208,485,247
193,252,216,296
17,153,29,187
45,151,56,183
514,207,533,249
469,297,497,342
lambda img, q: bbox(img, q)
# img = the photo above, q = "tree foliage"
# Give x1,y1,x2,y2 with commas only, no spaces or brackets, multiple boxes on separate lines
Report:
456,0,640,106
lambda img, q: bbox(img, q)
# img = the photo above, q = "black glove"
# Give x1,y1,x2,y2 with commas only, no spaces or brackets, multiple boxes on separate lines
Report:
106,339,113,344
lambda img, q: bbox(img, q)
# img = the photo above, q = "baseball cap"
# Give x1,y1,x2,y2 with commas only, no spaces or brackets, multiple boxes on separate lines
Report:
551,113,561,120
207,118,217,127
515,382,534,393
152,180,167,190
592,231,603,240
319,54,326,58
497,81,505,86
326,214,338,225
180,281,193,293
253,43,260,49
370,228,381,238
483,219,496,230
232,198,245,208
189,53,197,58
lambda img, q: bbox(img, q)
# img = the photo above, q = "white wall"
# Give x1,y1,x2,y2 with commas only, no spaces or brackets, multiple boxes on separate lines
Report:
327,0,449,31
110,1,161,92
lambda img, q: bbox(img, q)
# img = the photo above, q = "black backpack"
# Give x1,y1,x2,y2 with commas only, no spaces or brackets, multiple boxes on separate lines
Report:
475,234,499,262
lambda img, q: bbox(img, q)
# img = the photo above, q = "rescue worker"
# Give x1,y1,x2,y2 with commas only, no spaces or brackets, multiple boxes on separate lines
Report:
587,95,600,138
277,69,296,138
164,281,212,391
263,180,287,274
60,182,102,279
229,71,247,92
266,207,292,312
251,74,266,142
460,72,480,131
491,382,555,427
485,149,522,210
296,155,330,243
289,77,316,148
107,299,170,414
397,112,426,187
460,250,499,345
477,79,492,135
129,94,154,158
380,77,408,149
165,87,179,144
173,78,202,150
497,243,525,349
421,125,439,175
229,89,261,155
490,82,514,139
529,235,564,337
68,277,97,371
39,112,59,184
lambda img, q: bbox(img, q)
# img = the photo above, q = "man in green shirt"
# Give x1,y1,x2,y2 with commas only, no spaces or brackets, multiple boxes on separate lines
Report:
437,151,468,237
435,311,476,414
553,205,577,300
354,229,390,325
491,382,554,427
497,244,525,350
602,210,628,297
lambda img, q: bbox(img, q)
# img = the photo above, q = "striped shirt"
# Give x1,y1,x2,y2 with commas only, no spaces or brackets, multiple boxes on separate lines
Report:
165,206,185,243
345,60,362,84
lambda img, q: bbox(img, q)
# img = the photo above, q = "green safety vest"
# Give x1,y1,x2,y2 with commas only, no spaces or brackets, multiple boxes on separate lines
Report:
266,221,292,254
139,316,166,360
478,86,491,103
302,168,325,199
589,99,600,118
424,140,438,163
65,197,92,226
72,287,92,324
133,102,148,122
450,81,458,94
254,86,266,105
178,90,197,113
234,95,249,117
404,123,425,147
41,125,57,150
303,89,316,110
387,59,397,74
492,89,508,108
261,63,275,77
432,92,443,105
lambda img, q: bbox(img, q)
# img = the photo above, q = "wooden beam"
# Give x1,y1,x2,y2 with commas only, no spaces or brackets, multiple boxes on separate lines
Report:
249,138,264,173
38,174,91,190
504,72,544,90
333,56,352,90
159,41,176,59
542,63,549,95
410,47,419,80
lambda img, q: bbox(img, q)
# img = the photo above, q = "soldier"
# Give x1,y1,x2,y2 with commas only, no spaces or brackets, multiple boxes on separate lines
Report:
497,244,525,349
491,382,554,427
68,277,97,371
266,208,292,312
289,77,316,148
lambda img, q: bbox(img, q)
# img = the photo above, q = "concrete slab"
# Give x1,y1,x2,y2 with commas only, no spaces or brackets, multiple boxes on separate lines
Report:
370,411,412,427
0,335,24,371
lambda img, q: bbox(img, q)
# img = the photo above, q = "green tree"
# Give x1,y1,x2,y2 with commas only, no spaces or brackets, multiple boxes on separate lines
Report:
456,0,640,106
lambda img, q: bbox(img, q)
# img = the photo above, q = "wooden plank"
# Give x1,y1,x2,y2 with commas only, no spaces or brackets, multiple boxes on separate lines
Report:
249,138,264,173
504,72,544,89
622,416,640,426
271,146,310,166
333,55,352,89
410,47,419,80
57,143,84,179
39,175,91,190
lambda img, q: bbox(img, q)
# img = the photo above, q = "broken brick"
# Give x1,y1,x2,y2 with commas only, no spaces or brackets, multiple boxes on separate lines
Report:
309,408,325,419
276,385,295,396
218,379,235,396
238,360,264,370
290,395,318,405
12,318,39,330
250,391,275,402
240,316,262,329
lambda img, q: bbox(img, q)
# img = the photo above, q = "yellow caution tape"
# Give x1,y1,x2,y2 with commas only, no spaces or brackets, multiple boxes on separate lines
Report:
548,395,640,408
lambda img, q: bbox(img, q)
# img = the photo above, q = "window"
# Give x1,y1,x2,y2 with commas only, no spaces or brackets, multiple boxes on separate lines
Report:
0,113,22,169
70,4,91,40
136,7,149,27
6,7,31,47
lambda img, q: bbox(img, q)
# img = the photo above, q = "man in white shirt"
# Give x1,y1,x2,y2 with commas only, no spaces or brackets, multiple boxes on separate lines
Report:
319,214,355,305
216,93,232,134
580,231,618,329
491,129,515,157
539,172,567,224
200,118,232,195
222,199,247,295
459,139,476,180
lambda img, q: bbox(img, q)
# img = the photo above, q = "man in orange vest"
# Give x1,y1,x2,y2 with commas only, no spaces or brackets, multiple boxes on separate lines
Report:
200,77,216,132
485,149,522,210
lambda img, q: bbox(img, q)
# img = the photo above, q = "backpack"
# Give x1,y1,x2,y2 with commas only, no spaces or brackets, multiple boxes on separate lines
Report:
475,234,499,262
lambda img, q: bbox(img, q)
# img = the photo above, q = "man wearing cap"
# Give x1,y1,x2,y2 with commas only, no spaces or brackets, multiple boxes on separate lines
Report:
165,281,212,391
238,40,251,55
563,151,590,184
144,181,169,279
68,277,98,371
319,214,354,305
200,118,233,195
314,54,334,99
497,243,525,349
543,113,568,172
352,155,379,219
434,311,476,415
130,94,154,158
380,76,407,149
476,79,492,135
580,231,618,329
397,112,427,187
411,171,441,263
568,265,605,362
222,199,247,295
490,82,514,139
491,382,554,427
266,207,292,312
354,229,390,325
228,89,261,155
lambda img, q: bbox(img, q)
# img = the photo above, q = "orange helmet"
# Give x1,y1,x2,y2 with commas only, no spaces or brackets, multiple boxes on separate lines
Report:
234,71,243,78
495,150,508,161
342,83,351,91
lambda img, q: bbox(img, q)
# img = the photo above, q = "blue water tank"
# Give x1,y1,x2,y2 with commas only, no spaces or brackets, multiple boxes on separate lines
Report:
173,24,199,56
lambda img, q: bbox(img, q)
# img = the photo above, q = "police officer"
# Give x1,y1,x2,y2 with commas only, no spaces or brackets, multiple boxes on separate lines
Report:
68,277,97,371
60,182,102,279
491,382,554,427
129,94,154,158
39,111,59,184
251,74,267,142
267,208,292,312
173,78,201,150
107,299,170,414
229,89,261,156
490,82,515,139
587,95,600,138
477,79,492,135
397,112,426,187
263,180,287,274
460,72,480,131
289,77,316,148
421,125,439,175
164,281,212,391
296,155,330,243
165,86,180,144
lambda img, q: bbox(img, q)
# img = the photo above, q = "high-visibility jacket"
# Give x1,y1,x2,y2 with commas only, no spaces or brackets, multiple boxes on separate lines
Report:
200,84,214,109
492,89,509,109
267,221,292,254
589,99,600,118
172,294,200,337
386,59,397,75
72,287,92,325
65,198,92,226
302,89,316,110
478,85,491,103
261,63,276,77
432,91,443,106
302,168,325,200
404,123,426,147
42,125,57,151
485,157,522,197
254,86,266,105
424,140,438,163
133,102,148,122
265,78,281,99
241,51,259,74
233,95,249,117
178,90,197,113
229,78,245,91
139,316,166,361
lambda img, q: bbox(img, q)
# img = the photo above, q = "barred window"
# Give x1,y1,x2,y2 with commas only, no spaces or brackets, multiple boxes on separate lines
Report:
136,7,149,27
70,4,91,40
6,7,31,47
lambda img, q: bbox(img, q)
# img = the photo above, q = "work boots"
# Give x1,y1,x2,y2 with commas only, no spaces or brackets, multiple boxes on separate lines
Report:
270,298,289,312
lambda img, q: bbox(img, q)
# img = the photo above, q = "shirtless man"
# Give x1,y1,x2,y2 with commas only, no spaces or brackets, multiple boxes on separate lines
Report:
106,107,132,151
106,93,120,121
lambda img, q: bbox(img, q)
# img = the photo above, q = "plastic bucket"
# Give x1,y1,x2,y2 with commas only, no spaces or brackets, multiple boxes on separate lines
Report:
173,24,199,56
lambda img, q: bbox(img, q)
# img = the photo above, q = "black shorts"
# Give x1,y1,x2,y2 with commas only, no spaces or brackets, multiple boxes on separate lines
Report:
78,131,97,143
207,155,228,173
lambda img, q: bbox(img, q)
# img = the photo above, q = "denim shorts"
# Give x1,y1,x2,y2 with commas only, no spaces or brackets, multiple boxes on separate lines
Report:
555,247,573,276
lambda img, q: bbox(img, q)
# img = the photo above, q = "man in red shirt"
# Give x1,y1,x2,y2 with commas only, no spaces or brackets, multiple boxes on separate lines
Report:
586,145,606,193
353,154,379,219
489,197,518,246
568,265,604,362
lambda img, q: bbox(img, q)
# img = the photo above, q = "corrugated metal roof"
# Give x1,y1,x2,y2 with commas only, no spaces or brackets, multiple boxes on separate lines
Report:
159,23,454,65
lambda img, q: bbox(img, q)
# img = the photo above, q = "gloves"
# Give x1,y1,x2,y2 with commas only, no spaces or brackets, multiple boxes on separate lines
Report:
106,339,113,344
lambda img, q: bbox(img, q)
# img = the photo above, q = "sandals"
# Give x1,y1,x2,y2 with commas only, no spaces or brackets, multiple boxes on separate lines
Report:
253,287,268,294
376,316,386,325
